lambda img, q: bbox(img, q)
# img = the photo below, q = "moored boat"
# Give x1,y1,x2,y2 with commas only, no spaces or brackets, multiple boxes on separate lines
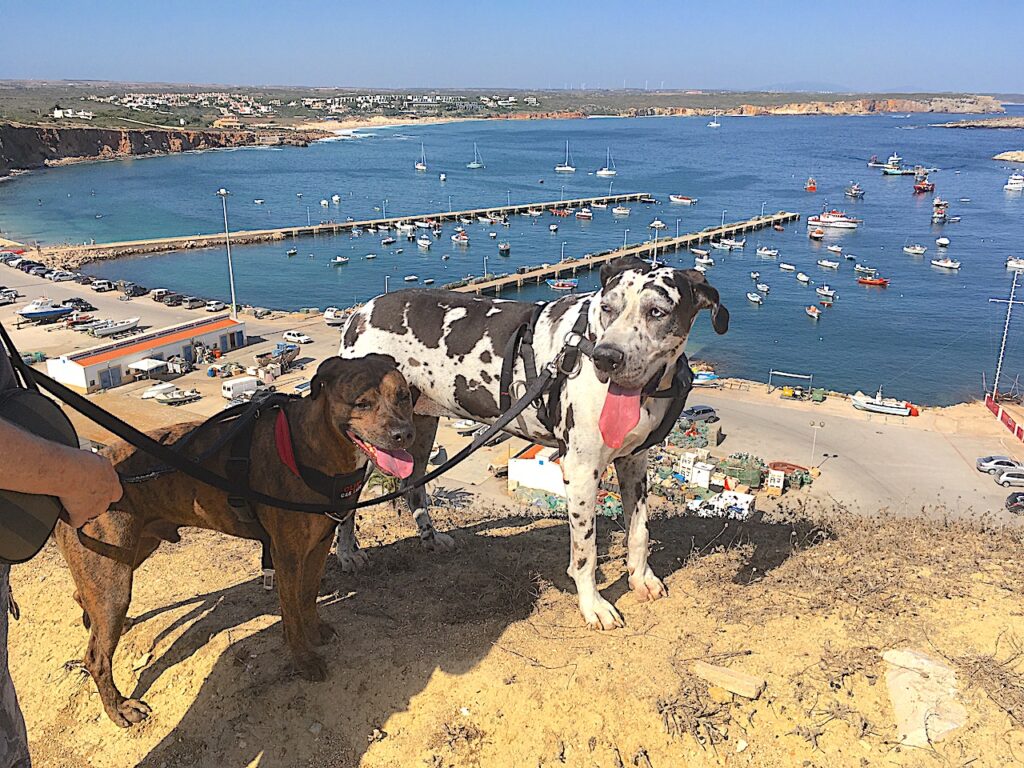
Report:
931,257,961,270
649,218,667,230
1004,173,1024,192
746,292,763,304
816,259,840,269
826,245,843,254
417,236,432,249
805,305,821,319
612,205,630,216
854,263,877,275
669,194,698,205
324,307,347,326
796,272,811,283
575,208,593,220
756,246,778,257
695,254,714,266
330,256,350,265
755,282,770,293
936,236,950,247
779,262,796,271
903,244,927,256
721,237,745,248
815,285,836,299
750,271,760,280
807,209,861,229
804,177,817,192
498,242,511,254
546,278,578,291
595,148,617,177
554,140,576,173
691,247,710,257
91,317,140,337
404,275,419,282
809,228,825,240
844,182,865,198
857,276,889,286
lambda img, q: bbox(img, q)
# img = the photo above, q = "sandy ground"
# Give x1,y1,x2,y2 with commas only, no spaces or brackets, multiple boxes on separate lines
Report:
299,115,476,134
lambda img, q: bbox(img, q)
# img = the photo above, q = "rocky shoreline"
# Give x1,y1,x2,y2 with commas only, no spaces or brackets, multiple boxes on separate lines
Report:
993,150,1024,162
934,116,1024,129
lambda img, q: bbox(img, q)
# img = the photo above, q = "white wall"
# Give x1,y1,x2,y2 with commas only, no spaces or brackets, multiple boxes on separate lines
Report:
45,357,88,391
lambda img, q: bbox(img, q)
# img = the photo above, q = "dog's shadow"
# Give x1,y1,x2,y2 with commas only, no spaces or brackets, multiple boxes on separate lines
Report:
131,511,826,767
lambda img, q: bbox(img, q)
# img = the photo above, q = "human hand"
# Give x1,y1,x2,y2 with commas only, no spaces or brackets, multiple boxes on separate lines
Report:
59,449,123,528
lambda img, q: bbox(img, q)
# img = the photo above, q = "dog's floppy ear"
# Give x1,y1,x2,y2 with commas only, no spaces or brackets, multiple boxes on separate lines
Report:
676,269,730,335
600,255,652,288
310,357,348,400
310,354,400,400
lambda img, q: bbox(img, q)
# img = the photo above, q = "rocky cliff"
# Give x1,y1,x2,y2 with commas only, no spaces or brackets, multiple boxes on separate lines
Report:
628,95,1004,119
0,123,325,176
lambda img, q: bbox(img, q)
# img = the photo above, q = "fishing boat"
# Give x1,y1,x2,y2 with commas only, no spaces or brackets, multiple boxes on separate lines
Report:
404,275,418,282
844,182,865,199
546,278,578,291
805,305,821,319
773,224,785,232
721,237,745,248
596,148,617,177
857,276,889,286
612,205,630,216
746,292,763,304
804,177,817,192
452,231,470,244
779,262,796,271
808,228,825,241
286,248,298,256
320,199,329,207
816,259,840,269
807,209,861,229
466,143,485,169
931,257,961,270
756,282,770,293
691,247,711,257
826,245,843,254
1006,256,1024,270
324,307,347,326
669,194,698,205
16,299,74,322
417,236,432,249
1004,173,1024,192
554,140,576,173
527,208,544,217
365,254,377,260
415,143,427,172
854,264,877,275
575,208,593,220
591,201,608,209
851,386,917,416
750,271,760,280
498,242,511,255
649,218,667,230
707,113,721,128
92,317,140,337
549,224,558,232
913,176,935,193
692,369,719,386
331,194,341,204
816,285,836,299
381,235,398,246
903,244,927,256
424,279,435,285
156,388,201,406
330,256,350,265
710,241,731,251
796,272,811,283
695,255,714,266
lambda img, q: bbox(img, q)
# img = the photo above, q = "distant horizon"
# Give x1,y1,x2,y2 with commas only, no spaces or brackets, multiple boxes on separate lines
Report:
2,1,1020,93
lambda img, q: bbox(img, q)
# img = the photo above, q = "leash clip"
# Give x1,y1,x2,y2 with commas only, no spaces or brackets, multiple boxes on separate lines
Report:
262,568,275,591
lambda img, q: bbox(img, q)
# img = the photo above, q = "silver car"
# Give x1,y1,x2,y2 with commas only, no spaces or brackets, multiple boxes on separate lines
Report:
976,455,1022,474
995,469,1024,488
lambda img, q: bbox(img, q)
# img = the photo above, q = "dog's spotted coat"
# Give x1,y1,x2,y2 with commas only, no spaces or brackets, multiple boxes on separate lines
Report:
338,257,729,629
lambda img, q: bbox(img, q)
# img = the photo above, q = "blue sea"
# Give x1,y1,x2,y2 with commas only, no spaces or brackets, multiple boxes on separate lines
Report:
2,110,1023,405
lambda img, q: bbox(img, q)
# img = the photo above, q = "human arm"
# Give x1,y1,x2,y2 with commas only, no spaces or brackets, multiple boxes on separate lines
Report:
0,417,122,528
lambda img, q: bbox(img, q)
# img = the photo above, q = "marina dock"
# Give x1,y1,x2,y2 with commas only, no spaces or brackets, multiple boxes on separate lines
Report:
451,211,801,294
34,193,651,266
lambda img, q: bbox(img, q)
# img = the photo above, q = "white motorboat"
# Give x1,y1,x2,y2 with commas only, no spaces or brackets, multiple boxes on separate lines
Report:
852,386,915,416
286,248,298,256
459,216,474,225
365,254,377,260
755,246,778,257
722,237,745,248
330,256,350,265
807,209,861,229
380,236,397,246
755,282,770,293
695,255,714,266
903,244,927,256
331,194,341,204
826,245,843,254
591,201,608,209
554,140,576,173
750,271,760,279
477,215,492,224
91,317,140,337
649,218,667,230
424,279,435,285
527,209,544,217
439,173,446,182
854,263,876,275
1006,256,1024,271
1004,173,1024,192
16,298,74,322
141,382,178,400
746,292,763,304
415,143,427,172
691,248,711,257
669,195,698,205
396,222,416,233
816,285,836,299
779,262,796,271
936,237,950,247
452,232,470,244
417,236,432,249
693,264,707,273
324,307,347,326
805,305,821,320
350,228,363,237
816,259,840,269
796,272,811,283
549,224,558,232
320,199,329,207
254,199,265,205
710,241,731,251
595,148,617,177
417,219,434,229
466,142,485,169
404,275,419,282
931,257,961,269
575,208,593,220
155,388,201,406
612,205,630,216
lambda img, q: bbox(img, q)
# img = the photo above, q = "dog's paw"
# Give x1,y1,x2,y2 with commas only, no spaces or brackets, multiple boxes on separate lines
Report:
295,653,328,682
421,531,455,552
336,547,369,573
629,568,667,602
580,595,624,631
112,698,151,728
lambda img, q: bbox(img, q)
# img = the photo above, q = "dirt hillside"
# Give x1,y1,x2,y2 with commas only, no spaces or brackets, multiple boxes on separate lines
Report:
8,499,1024,767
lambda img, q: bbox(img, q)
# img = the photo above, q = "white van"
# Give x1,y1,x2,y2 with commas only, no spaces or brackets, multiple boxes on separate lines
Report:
91,279,116,292
221,375,266,401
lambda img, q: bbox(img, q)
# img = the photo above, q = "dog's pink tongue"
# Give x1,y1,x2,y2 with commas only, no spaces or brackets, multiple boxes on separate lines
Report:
599,383,642,449
375,448,415,478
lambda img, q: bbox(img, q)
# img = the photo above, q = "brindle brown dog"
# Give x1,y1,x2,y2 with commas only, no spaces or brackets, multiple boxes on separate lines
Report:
56,354,415,728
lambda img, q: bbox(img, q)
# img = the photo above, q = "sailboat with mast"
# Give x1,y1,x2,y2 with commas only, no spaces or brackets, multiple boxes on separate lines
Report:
414,143,427,172
596,147,617,177
707,112,722,128
555,140,576,173
466,142,484,170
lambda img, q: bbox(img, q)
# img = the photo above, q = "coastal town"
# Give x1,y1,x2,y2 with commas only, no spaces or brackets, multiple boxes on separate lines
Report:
1,5,1024,763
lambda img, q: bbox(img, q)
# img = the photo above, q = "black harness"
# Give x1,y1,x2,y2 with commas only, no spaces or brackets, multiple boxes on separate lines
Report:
498,299,694,455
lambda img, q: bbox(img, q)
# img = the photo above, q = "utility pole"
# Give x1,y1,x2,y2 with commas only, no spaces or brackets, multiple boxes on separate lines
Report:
989,269,1024,398
809,421,825,467
216,188,238,320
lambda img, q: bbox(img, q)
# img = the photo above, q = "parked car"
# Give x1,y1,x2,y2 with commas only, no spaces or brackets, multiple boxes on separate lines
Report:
283,330,313,344
1005,492,1024,514
681,405,719,424
205,300,226,312
123,283,148,297
63,297,96,311
6,258,24,268
50,271,75,282
91,279,116,292
995,469,1024,488
162,293,183,306
74,274,94,285
182,296,205,309
976,456,1022,474
28,266,48,277
150,288,170,302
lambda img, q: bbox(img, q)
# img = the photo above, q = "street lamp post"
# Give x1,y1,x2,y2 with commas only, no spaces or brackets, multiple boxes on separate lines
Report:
483,255,489,277
216,188,238,320
560,185,565,202
507,190,511,206
675,218,681,239
652,228,659,266
384,275,390,294
623,228,630,249
560,241,567,262
721,209,727,229
382,198,388,218
306,206,311,227
809,421,825,467
760,200,767,218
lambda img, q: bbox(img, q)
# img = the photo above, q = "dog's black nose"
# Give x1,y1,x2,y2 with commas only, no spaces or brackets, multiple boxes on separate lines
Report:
592,344,625,373
390,425,414,446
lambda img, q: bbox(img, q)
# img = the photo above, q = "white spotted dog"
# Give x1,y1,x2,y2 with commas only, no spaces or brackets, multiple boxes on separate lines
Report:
336,256,729,629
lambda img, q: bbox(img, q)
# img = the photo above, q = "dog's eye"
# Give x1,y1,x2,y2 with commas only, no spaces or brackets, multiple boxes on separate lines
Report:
398,390,411,402
649,307,666,319
353,401,372,410
600,302,612,313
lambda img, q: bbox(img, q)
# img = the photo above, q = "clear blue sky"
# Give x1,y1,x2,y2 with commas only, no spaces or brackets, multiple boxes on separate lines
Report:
2,0,1020,93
